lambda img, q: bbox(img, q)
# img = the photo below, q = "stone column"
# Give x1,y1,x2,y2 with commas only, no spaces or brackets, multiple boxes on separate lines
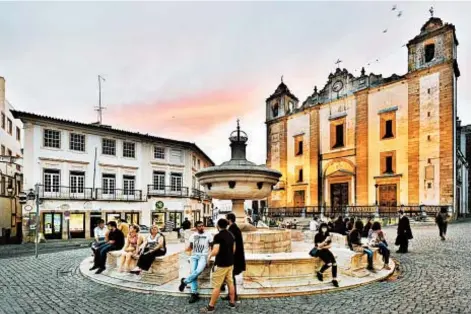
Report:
232,199,245,224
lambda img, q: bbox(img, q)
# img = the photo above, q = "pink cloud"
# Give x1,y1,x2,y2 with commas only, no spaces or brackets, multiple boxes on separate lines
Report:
107,86,257,139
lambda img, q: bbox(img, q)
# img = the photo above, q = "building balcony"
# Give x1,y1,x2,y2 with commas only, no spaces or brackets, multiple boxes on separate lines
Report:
38,185,94,200
191,188,211,200
95,188,144,201
147,185,189,197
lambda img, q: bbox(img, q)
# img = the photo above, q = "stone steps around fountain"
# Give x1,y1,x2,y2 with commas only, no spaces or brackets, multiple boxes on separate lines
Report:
81,240,395,298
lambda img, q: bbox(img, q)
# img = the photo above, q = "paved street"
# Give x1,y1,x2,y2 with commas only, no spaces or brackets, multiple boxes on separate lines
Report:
1,221,470,314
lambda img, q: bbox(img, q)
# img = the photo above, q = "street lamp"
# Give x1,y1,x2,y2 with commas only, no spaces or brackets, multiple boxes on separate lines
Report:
374,184,379,205
25,185,40,258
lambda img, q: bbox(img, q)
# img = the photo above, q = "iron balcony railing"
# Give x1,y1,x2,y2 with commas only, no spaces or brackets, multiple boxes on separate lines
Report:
95,188,144,201
191,188,211,200
147,185,189,197
262,205,445,219
38,185,94,200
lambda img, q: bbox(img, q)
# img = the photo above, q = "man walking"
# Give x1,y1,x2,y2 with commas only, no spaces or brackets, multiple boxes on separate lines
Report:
395,210,413,253
200,219,236,313
179,221,213,303
435,207,450,240
90,221,125,274
221,213,245,302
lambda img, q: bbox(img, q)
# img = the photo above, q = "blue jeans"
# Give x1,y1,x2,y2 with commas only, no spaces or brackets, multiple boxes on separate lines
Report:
93,243,116,268
184,255,207,293
363,248,374,268
377,242,390,264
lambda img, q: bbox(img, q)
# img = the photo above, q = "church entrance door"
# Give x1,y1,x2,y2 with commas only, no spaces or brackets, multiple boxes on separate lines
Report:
330,183,348,215
378,184,397,214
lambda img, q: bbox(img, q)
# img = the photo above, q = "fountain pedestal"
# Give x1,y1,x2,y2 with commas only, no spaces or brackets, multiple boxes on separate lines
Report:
232,199,246,224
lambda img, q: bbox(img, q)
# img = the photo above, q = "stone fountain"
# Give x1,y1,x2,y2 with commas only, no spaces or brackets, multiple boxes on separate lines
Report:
80,120,395,297
195,120,281,230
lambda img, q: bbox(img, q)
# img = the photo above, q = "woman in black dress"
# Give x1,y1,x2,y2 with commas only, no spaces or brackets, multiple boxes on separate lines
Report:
314,223,339,287
130,225,166,275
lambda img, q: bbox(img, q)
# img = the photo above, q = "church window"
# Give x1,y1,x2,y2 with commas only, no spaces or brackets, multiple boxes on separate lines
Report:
297,168,303,182
294,135,303,156
380,111,396,140
380,151,396,174
330,118,345,149
424,43,435,63
272,103,279,118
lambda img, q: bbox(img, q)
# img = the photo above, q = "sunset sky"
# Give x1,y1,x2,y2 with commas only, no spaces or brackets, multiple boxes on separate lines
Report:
1,2,470,165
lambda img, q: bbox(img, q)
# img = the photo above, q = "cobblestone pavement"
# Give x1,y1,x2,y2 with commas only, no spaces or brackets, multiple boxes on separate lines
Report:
1,222,470,314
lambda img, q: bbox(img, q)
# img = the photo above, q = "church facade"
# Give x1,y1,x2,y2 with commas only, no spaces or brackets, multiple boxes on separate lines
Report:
265,17,466,215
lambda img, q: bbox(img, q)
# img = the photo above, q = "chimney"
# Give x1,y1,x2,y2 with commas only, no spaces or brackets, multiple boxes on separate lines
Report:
0,76,5,111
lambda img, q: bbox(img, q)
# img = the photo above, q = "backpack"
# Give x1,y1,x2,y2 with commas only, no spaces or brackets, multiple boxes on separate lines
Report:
158,232,167,251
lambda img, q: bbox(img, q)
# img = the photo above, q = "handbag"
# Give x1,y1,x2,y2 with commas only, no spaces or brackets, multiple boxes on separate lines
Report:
309,247,318,257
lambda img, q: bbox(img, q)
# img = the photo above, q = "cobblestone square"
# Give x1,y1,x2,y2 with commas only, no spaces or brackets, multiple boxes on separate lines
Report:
1,221,470,314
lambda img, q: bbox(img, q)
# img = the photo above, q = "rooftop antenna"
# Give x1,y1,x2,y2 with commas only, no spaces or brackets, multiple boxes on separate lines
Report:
335,59,342,69
95,75,106,124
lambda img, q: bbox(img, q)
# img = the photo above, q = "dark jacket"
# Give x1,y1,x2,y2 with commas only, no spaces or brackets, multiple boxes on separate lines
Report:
229,223,246,275
362,221,372,238
397,216,413,239
333,220,346,235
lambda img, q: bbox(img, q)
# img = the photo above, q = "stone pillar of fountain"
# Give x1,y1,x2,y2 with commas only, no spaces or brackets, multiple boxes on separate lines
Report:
232,199,245,224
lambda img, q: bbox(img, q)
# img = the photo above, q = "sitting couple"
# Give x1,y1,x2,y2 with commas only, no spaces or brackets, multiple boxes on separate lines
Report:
350,220,391,271
126,225,167,275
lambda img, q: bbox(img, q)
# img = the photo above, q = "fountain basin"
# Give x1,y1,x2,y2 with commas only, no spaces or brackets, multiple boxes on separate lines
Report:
196,168,280,200
184,228,291,254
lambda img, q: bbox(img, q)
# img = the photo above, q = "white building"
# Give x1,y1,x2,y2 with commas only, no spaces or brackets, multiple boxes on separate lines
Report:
0,77,23,243
12,110,214,240
458,121,470,217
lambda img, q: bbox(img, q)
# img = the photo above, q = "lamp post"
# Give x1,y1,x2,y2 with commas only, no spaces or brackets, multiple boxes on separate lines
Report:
6,185,13,243
374,184,379,218
25,185,40,258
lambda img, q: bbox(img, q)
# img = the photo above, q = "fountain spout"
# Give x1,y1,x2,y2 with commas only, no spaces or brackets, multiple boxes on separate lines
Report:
229,119,249,160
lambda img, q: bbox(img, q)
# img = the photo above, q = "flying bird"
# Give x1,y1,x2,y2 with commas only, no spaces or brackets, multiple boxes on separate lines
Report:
397,11,403,17
383,29,388,33
392,4,397,11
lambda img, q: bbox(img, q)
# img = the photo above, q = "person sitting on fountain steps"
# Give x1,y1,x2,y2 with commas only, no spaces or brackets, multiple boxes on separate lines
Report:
313,223,339,287
349,220,375,271
130,225,166,275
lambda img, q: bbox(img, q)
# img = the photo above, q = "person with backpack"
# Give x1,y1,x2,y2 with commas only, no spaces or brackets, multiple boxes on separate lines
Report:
436,207,451,241
130,225,166,275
